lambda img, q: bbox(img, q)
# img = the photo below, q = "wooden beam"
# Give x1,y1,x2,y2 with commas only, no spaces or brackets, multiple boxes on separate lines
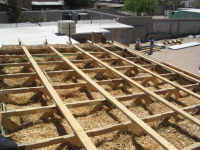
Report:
1,83,198,118
0,61,64,67
21,46,98,150
0,50,124,57
0,44,119,54
163,62,200,81
0,45,119,54
0,74,196,95
17,102,200,150
113,42,200,85
0,57,137,67
0,65,171,80
0,65,137,77
49,45,178,150
183,143,200,150
75,44,200,128
0,103,6,136
109,42,200,101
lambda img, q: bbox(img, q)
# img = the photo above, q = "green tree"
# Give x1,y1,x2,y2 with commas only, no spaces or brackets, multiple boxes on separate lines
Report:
7,0,22,23
124,0,158,15
124,0,135,12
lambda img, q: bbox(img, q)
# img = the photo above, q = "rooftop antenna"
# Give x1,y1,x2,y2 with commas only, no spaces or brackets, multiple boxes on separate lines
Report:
68,13,72,44
111,29,114,43
91,32,95,43
44,36,48,46
18,38,22,46
90,15,93,24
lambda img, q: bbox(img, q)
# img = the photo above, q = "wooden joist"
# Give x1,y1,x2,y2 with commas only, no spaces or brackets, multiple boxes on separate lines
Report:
21,46,98,150
183,143,200,150
17,102,200,150
1,42,200,150
0,51,117,58
1,83,197,118
0,44,118,54
0,57,137,67
113,42,200,86
0,64,155,79
1,73,193,95
111,42,200,101
163,62,200,81
49,45,178,150
74,44,200,128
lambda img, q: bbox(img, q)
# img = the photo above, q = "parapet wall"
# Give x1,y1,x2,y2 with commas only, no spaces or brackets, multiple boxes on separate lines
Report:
0,11,8,23
1,9,200,43
119,16,153,42
153,18,200,35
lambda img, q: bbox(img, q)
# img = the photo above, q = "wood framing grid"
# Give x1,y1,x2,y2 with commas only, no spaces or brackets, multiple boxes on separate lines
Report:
74,43,200,126
48,45,178,150
21,46,98,150
113,41,200,85
75,42,200,148
0,42,200,150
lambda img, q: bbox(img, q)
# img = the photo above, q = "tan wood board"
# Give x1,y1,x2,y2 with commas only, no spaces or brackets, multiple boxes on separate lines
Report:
49,45,178,150
21,46,98,150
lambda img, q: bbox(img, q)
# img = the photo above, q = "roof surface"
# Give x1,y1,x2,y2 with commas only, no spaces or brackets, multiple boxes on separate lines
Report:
0,20,133,46
32,0,64,6
182,8,200,13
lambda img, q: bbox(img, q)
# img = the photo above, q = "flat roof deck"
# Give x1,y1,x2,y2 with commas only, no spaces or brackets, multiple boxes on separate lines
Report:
150,41,200,76
0,20,133,46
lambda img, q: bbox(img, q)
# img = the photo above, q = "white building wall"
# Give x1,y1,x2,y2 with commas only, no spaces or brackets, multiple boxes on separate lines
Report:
181,0,196,8
0,0,7,4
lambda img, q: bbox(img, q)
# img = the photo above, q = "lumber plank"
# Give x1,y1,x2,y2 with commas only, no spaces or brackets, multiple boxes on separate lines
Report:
0,76,197,95
0,64,155,78
183,143,200,150
1,83,197,117
17,102,200,150
0,57,137,67
49,46,178,150
0,44,116,53
113,42,200,85
21,46,98,150
0,103,6,136
75,44,200,128
111,42,200,101
0,51,120,58
0,61,64,67
163,62,200,81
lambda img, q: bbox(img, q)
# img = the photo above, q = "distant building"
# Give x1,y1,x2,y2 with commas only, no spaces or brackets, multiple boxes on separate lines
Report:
32,0,64,10
94,0,124,9
169,8,200,19
0,0,7,4
20,0,32,10
5,0,32,10
0,0,7,11
94,2,123,9
97,0,124,3
181,0,195,8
